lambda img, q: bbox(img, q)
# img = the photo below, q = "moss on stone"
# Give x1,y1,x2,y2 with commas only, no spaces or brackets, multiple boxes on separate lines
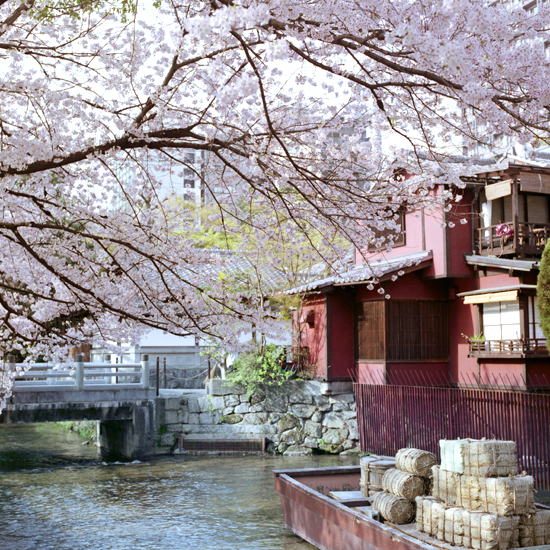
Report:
277,413,300,432
318,441,343,454
221,414,243,424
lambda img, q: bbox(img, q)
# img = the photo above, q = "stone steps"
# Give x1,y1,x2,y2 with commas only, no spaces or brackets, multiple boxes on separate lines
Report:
181,423,277,437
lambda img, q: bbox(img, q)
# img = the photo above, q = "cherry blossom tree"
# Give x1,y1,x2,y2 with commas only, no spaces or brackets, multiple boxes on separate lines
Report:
0,0,549,404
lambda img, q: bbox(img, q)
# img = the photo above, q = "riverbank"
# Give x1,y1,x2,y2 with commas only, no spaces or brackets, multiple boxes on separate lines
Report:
57,420,97,445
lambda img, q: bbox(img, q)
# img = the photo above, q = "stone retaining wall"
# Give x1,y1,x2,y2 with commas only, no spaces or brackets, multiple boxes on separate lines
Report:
158,380,360,455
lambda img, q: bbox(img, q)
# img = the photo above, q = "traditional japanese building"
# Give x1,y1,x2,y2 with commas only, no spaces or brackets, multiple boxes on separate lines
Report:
290,162,550,389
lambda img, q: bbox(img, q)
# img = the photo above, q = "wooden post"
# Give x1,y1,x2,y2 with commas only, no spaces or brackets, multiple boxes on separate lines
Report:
156,356,160,397
140,354,150,389
75,353,84,390
512,176,520,256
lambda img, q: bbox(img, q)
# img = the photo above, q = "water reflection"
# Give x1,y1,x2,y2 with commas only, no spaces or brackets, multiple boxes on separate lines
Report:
0,423,356,550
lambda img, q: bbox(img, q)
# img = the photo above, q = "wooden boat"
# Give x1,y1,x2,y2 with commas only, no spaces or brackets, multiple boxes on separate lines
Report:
272,465,550,550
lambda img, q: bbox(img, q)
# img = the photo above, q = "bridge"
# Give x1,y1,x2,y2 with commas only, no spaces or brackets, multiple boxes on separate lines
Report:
0,354,162,459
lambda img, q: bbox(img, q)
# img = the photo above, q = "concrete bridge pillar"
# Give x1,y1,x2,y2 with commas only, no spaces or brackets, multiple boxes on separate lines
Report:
97,400,158,459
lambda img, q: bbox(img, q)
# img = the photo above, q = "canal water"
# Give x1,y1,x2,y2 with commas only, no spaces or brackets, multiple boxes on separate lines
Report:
0,424,358,550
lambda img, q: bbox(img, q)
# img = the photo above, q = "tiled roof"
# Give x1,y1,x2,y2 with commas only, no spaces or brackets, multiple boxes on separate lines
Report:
284,250,433,294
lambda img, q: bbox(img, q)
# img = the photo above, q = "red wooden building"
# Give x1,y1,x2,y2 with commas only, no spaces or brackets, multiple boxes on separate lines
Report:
291,162,550,390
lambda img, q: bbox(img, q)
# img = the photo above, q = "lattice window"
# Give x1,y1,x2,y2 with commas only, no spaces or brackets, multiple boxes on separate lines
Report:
386,301,449,361
355,301,385,361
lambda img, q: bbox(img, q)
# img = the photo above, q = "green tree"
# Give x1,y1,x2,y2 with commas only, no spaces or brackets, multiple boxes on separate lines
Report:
537,240,550,343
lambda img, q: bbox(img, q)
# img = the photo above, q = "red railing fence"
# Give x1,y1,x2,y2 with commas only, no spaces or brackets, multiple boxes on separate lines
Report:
355,382,550,491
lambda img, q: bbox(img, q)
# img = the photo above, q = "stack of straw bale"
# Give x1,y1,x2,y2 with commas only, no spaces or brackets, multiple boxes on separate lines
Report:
415,438,548,550
518,511,550,547
440,439,517,477
432,466,535,516
417,496,520,550
371,448,435,524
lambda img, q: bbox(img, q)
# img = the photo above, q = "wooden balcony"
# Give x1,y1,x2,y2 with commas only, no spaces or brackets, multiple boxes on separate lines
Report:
476,221,550,257
468,338,548,358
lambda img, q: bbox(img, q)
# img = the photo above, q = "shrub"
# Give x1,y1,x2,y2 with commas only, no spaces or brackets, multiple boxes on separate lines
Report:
227,344,293,398
537,240,550,344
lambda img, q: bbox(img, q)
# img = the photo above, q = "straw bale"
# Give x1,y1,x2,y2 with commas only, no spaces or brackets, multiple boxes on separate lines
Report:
462,511,519,550
372,491,415,525
457,474,535,516
432,465,459,506
383,468,425,500
417,495,519,550
444,507,467,546
518,510,550,547
396,448,437,477
440,439,517,477
416,496,446,539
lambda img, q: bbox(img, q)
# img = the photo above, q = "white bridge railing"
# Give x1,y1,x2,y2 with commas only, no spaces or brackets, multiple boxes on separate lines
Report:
6,354,151,392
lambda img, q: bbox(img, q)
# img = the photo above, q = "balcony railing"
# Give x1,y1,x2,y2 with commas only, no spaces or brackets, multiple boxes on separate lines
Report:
476,221,550,257
468,338,548,357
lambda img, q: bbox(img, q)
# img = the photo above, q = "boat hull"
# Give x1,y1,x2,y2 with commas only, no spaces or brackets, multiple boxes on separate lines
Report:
273,466,435,550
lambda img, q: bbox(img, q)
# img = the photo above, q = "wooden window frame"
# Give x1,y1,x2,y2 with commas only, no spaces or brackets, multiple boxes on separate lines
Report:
367,209,406,252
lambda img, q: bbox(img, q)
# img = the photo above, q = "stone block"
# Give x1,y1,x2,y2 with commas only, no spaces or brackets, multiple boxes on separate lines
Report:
318,440,343,454
269,413,284,424
164,410,179,424
197,396,212,413
221,413,243,424
160,432,175,447
304,437,319,449
313,395,330,407
322,412,345,429
323,428,347,444
181,409,189,424
164,398,182,411
243,412,269,425
224,394,240,407
342,411,357,420
320,381,353,395
328,393,355,404
291,404,316,418
198,411,220,424
263,390,289,412
209,396,225,410
207,379,245,396
187,412,199,424
244,424,277,435
342,439,355,451
234,403,250,414
318,404,332,412
283,445,312,456
279,428,304,446
332,404,351,412
346,418,358,431
187,398,200,413
277,413,301,432
304,420,322,438
222,407,234,415
349,427,359,440
248,404,264,413
311,411,322,423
